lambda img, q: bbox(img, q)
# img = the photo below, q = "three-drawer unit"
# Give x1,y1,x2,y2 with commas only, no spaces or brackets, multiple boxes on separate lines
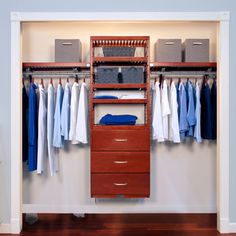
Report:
90,36,151,198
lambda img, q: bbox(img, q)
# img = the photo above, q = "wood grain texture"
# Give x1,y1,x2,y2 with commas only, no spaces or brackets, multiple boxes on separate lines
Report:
91,151,150,173
1,213,233,236
91,173,150,197
91,130,150,151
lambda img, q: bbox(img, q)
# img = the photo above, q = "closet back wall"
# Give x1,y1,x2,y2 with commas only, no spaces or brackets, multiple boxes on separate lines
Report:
22,21,217,213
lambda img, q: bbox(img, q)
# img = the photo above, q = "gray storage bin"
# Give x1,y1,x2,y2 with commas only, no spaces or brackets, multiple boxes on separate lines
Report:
103,46,135,57
121,66,145,84
95,67,119,84
155,39,182,62
55,39,81,62
184,39,209,62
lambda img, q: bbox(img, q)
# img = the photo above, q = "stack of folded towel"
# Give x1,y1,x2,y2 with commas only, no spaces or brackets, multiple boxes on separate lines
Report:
99,114,138,125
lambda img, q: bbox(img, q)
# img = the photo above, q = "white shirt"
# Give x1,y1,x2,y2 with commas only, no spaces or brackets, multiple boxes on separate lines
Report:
61,82,71,140
169,81,180,143
75,82,88,144
37,84,47,174
194,81,202,143
69,82,80,144
161,80,171,140
47,84,58,176
152,81,164,142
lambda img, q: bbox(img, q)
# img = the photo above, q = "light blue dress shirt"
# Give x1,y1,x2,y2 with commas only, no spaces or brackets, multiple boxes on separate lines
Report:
60,82,71,140
53,84,64,148
186,81,196,137
178,82,188,140
194,81,202,143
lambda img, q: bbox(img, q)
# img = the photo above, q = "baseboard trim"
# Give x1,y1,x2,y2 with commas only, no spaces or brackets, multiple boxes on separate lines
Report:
229,222,236,232
10,218,21,234
23,204,216,214
0,223,10,234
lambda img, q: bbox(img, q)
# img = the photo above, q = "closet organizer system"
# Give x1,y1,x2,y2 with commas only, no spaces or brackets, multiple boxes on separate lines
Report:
22,36,217,199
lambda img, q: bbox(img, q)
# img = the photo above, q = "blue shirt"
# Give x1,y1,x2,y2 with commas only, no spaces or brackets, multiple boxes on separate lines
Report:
178,82,188,140
53,84,64,148
60,83,71,140
186,81,196,137
28,83,38,171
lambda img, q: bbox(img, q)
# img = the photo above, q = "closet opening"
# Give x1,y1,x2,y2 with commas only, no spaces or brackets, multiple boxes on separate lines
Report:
10,12,230,234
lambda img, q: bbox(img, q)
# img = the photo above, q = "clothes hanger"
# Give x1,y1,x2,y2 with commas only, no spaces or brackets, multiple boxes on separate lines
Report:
59,77,62,85
75,75,79,83
67,77,69,83
50,77,53,86
40,78,44,88
170,77,173,85
29,75,34,84
83,77,85,83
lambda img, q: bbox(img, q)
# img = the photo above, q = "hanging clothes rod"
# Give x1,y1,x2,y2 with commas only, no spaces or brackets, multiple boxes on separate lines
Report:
23,72,90,79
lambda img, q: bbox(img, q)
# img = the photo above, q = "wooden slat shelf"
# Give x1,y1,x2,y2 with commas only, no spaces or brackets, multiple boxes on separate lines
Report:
93,99,147,104
150,62,217,68
92,124,148,130
93,57,147,63
23,62,90,69
93,84,146,89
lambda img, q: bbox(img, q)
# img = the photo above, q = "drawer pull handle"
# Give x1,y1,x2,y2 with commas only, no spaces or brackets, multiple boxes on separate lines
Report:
114,138,128,142
165,42,175,45
62,42,73,45
113,183,128,186
113,161,128,164
193,42,203,45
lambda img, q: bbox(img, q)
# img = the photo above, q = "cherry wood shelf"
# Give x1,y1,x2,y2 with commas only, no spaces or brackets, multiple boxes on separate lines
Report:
150,62,217,68
93,99,147,104
23,62,90,69
93,83,147,89
93,57,147,63
92,124,148,130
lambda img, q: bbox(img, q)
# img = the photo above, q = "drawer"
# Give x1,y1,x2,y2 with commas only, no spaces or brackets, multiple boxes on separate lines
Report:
91,130,150,151
91,152,150,173
91,174,150,197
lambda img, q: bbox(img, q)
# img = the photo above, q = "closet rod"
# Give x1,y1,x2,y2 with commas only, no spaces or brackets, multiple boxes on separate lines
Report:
23,72,90,78
150,71,216,77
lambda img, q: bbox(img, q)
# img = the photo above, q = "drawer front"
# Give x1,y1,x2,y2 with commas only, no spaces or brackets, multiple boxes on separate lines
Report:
91,130,150,151
91,174,149,196
91,152,150,173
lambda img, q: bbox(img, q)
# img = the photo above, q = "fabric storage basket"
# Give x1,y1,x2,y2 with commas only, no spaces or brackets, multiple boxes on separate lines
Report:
183,39,209,62
103,46,136,57
95,67,119,83
55,39,81,62
155,39,182,62
121,66,145,83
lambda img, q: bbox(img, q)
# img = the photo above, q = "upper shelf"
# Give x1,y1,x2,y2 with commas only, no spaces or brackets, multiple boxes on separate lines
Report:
23,62,90,69
93,57,148,64
150,62,217,68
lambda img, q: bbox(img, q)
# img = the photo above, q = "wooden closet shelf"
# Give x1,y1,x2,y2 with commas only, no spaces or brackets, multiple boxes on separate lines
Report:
150,62,217,68
93,84,147,89
23,62,90,69
92,125,148,130
93,57,147,63
93,99,147,104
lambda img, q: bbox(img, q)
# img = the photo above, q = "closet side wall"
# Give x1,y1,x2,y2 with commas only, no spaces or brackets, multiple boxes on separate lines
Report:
22,21,217,213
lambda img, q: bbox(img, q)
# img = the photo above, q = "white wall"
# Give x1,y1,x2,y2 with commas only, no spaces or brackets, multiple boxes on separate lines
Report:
21,21,217,213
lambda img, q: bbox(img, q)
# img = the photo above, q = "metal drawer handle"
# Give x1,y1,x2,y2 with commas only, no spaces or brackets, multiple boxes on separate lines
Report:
193,42,203,45
114,138,128,142
113,183,128,186
113,161,128,164
62,42,73,45
165,42,175,45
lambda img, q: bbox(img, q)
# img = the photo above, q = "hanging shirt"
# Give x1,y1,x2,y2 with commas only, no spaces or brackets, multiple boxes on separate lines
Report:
47,84,58,176
169,81,180,143
37,84,47,174
201,82,212,140
22,85,28,162
69,82,80,144
53,84,64,148
61,82,71,140
186,81,196,137
76,82,89,144
161,80,170,140
211,80,217,140
152,81,164,142
194,81,202,143
28,83,38,171
178,82,188,140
